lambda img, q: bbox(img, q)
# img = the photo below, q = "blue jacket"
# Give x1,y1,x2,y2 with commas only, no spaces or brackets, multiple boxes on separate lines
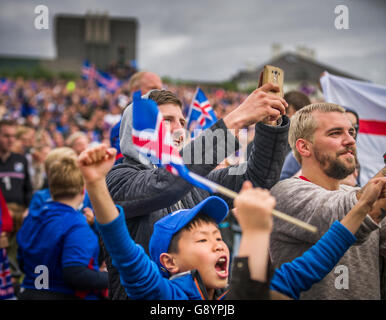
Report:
17,201,101,297
96,206,356,300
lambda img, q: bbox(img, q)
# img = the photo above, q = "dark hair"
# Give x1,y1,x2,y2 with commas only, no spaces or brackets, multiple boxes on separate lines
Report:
283,91,311,112
148,90,182,109
0,119,17,131
167,213,218,254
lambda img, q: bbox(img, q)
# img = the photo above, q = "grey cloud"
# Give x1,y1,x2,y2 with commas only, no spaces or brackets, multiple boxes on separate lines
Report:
0,0,385,84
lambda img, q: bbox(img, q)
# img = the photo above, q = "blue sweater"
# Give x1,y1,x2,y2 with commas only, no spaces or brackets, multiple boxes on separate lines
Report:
96,206,356,300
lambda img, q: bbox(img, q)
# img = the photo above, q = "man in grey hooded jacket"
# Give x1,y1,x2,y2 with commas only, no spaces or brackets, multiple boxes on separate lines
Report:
105,83,289,299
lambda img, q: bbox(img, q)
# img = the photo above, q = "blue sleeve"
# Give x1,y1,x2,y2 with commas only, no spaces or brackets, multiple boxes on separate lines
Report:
279,152,301,180
95,207,183,300
270,221,356,299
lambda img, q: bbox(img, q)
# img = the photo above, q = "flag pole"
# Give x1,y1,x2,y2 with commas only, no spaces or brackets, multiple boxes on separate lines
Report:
186,86,199,129
188,172,317,234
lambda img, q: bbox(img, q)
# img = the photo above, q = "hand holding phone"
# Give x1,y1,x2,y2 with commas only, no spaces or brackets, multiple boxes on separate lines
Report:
258,65,285,124
259,65,284,97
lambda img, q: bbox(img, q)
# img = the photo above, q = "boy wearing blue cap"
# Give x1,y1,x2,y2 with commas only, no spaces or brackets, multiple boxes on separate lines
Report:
149,198,230,299
78,144,385,300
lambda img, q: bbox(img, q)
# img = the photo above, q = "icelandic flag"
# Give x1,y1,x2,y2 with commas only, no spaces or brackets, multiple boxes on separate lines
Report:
96,71,120,93
320,72,386,185
132,91,212,191
186,88,217,135
81,61,98,81
0,78,11,93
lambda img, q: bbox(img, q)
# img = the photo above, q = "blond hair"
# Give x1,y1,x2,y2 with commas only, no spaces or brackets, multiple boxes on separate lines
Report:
66,132,88,148
16,125,30,139
289,103,346,163
45,147,77,175
48,156,84,201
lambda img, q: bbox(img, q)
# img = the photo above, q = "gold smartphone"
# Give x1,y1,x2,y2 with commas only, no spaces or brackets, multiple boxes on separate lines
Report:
261,65,284,97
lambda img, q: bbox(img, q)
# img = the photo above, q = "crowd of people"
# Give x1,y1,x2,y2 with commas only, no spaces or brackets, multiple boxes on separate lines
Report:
0,67,385,301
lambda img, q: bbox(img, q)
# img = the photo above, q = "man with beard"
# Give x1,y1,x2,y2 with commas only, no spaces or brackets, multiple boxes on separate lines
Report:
269,103,386,300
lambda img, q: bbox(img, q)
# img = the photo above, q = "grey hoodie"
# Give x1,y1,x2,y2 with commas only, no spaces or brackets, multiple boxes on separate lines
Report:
119,91,154,168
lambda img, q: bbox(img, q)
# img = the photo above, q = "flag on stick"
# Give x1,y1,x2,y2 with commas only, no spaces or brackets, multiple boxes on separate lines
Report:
186,88,217,135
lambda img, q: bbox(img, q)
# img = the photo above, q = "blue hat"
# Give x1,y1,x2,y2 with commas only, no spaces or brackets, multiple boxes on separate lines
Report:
149,196,229,276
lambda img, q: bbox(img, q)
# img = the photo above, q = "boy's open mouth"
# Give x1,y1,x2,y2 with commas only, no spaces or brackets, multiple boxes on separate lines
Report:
214,256,228,279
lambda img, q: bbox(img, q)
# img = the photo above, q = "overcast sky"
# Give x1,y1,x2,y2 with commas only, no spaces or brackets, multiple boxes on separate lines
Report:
0,0,385,85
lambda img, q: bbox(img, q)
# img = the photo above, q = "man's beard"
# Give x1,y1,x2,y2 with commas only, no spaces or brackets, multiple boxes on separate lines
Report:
314,146,356,180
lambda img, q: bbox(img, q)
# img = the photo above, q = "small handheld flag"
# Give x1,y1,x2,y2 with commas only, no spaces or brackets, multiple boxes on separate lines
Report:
186,88,217,135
